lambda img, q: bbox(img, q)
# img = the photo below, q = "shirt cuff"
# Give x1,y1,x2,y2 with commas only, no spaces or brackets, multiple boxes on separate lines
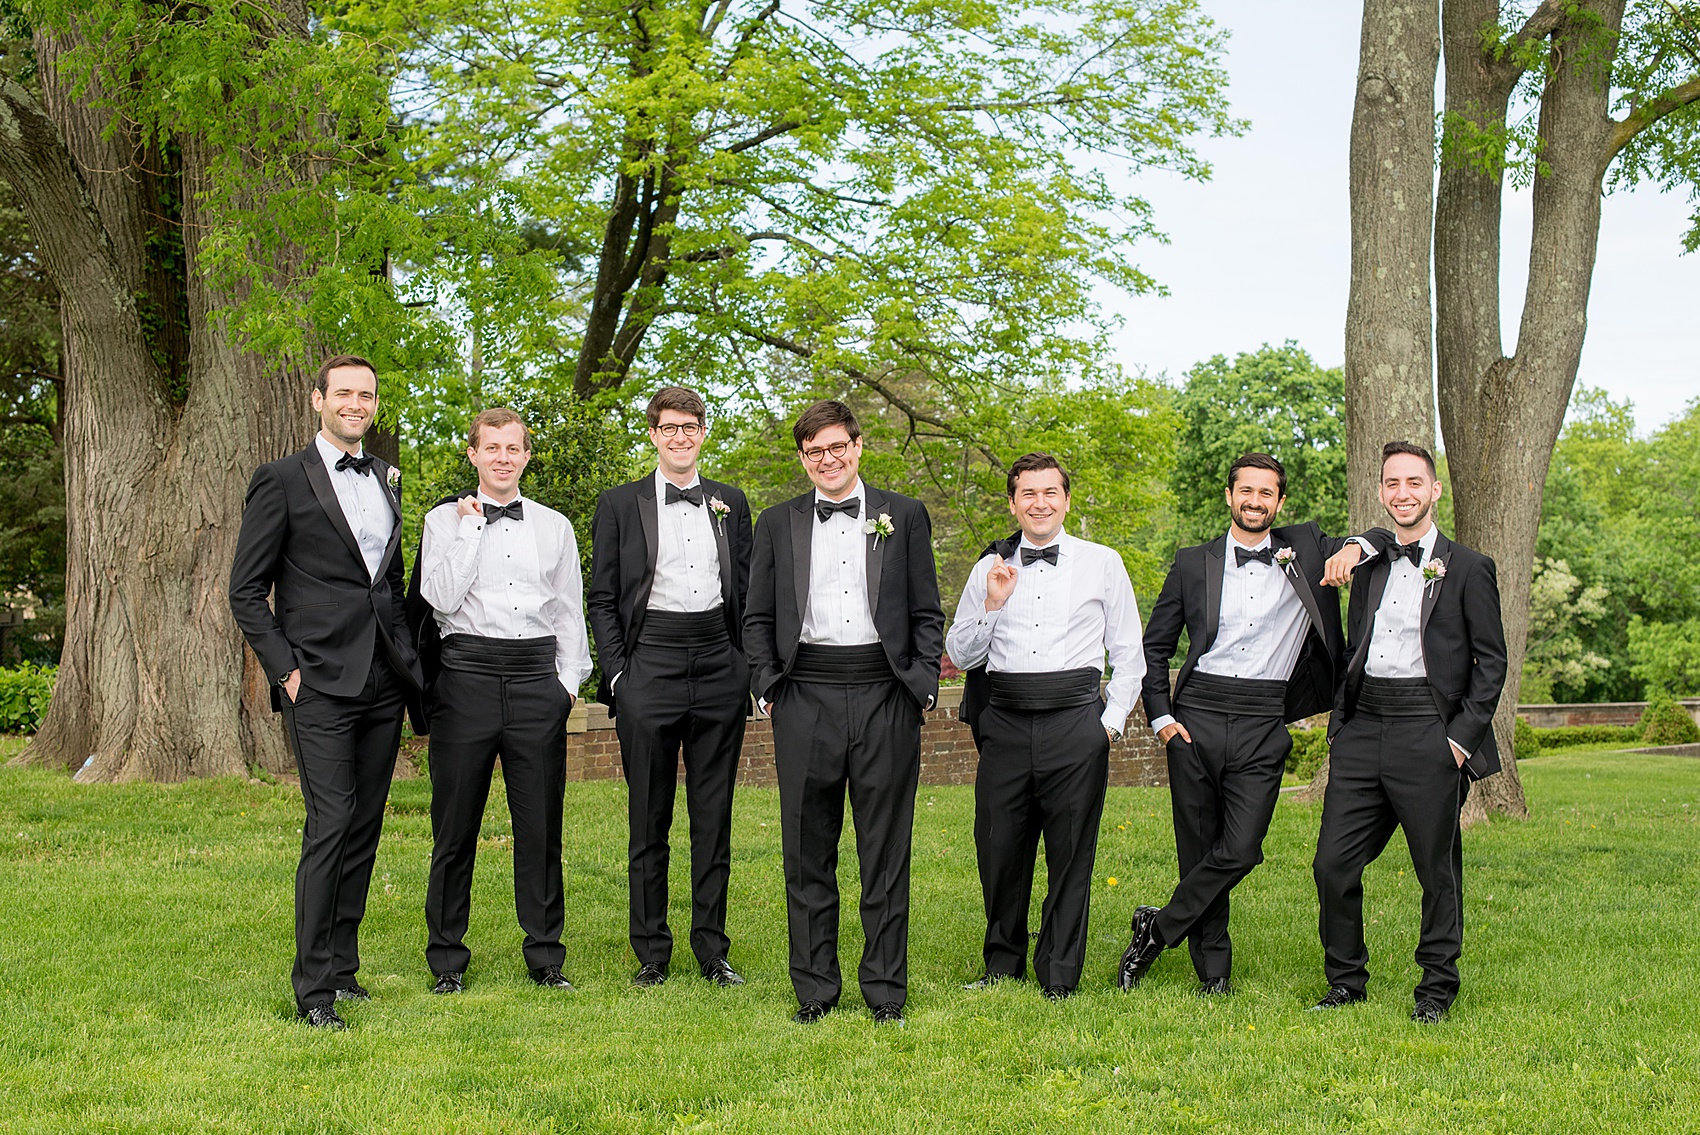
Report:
1148,714,1176,735
458,512,486,536
610,670,622,690
1348,536,1377,561
1448,737,1471,759
1101,704,1131,736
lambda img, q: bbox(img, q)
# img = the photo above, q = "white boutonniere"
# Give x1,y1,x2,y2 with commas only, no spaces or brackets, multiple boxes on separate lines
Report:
864,511,894,547
708,494,730,533
1422,557,1447,595
386,466,401,492
1274,547,1296,573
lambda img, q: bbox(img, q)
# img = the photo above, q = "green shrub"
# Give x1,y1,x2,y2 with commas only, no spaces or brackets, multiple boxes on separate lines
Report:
1286,727,1328,781
1533,724,1642,751
0,664,55,733
1514,716,1540,761
1638,689,1700,747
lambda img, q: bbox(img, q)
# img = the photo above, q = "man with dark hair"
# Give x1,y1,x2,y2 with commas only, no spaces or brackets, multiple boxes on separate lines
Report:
744,399,945,1025
947,453,1144,1000
588,386,754,990
1118,452,1391,996
229,354,424,1030
416,407,592,996
1309,441,1506,1023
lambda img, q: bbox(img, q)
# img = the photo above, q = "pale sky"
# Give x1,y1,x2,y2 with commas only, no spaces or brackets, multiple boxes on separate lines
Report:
1108,0,1699,432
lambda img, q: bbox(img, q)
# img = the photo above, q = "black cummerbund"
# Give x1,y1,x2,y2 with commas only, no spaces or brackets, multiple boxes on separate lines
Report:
1175,671,1287,717
439,633,557,677
789,643,894,685
636,608,729,649
1358,675,1438,718
987,668,1101,712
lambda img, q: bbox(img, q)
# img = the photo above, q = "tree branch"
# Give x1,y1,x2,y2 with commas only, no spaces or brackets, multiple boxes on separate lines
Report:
1490,0,1570,87
1608,74,1700,159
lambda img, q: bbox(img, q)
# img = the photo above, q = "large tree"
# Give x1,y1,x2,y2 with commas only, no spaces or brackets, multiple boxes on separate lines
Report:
1435,0,1699,819
0,3,412,780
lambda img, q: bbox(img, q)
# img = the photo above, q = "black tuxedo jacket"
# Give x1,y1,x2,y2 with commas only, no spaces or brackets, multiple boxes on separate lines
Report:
229,442,423,711
1142,522,1393,727
1330,530,1508,780
744,485,945,712
587,473,753,713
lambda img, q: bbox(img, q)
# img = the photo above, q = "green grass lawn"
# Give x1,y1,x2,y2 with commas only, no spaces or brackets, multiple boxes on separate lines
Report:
1,738,1696,1133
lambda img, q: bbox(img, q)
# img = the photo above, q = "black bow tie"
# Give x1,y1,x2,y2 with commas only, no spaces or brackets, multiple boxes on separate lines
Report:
1393,541,1425,566
483,500,524,523
334,452,375,475
1020,545,1059,567
666,483,704,507
1234,545,1273,568
816,498,860,523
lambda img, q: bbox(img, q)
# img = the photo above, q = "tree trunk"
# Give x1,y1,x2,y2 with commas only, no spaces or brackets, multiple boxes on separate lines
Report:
1312,0,1441,805
2,19,312,781
1437,0,1626,822
1343,0,1440,531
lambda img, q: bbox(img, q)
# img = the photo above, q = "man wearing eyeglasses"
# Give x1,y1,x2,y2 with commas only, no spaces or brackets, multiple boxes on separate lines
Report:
744,399,945,1026
588,387,754,990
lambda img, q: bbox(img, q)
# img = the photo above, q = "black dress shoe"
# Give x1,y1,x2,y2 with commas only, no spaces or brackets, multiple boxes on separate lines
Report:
700,958,745,987
334,982,371,1002
1197,977,1232,997
1117,905,1165,990
1042,985,1073,1002
633,962,669,988
792,999,834,1024
431,971,465,995
963,972,1014,991
871,1002,905,1026
530,965,575,991
297,1004,347,1030
1306,985,1366,1011
1411,999,1448,1024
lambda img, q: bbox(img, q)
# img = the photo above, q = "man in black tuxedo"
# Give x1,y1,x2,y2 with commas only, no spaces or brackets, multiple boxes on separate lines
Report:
1310,441,1506,1023
229,354,423,1029
1120,453,1391,995
588,386,753,989
744,399,945,1025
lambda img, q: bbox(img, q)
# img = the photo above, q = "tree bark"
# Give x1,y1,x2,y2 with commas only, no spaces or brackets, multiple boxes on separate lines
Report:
1437,0,1627,822
2,18,313,781
1343,0,1440,531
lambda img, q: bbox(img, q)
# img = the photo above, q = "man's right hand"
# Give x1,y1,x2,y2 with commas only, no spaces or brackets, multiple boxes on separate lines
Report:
281,670,301,704
985,562,1018,612
456,493,483,519
1157,722,1191,745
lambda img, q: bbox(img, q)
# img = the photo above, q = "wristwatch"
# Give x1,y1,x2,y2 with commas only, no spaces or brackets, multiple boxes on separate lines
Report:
1107,726,1123,743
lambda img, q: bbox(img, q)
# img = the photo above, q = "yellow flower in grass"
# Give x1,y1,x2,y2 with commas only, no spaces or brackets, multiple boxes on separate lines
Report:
1106,876,1119,887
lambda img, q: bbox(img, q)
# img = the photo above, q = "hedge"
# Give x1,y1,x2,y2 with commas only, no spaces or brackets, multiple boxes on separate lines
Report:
0,664,55,734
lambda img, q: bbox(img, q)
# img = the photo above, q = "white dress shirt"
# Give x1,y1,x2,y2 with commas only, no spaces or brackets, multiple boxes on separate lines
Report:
1364,525,1438,680
1148,532,1315,735
801,479,879,646
648,468,722,613
418,491,594,694
945,531,1145,735
316,433,393,581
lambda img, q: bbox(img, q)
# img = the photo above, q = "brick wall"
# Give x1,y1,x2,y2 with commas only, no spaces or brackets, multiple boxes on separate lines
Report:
561,685,1168,787
1518,700,1700,729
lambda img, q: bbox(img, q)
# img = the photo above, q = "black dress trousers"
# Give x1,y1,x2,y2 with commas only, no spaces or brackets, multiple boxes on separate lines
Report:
1156,706,1291,981
424,667,573,976
973,700,1111,992
280,653,407,1012
770,677,921,1009
615,638,750,969
1313,712,1469,1008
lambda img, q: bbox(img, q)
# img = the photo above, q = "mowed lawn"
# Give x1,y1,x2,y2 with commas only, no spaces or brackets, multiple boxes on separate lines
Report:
0,739,1695,1134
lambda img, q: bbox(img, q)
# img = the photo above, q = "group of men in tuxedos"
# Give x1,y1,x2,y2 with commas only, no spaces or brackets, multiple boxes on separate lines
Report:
230,354,1505,1031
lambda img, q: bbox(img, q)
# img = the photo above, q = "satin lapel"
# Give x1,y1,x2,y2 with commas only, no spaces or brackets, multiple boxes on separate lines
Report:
1351,558,1393,672
638,477,660,579
703,478,733,607
304,447,365,570
1419,532,1452,664
863,486,884,621
790,495,812,624
1202,537,1225,653
372,459,403,580
1278,542,1328,640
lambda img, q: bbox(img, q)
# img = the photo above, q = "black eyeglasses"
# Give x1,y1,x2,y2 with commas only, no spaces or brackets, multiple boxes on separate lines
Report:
653,422,703,438
800,440,852,464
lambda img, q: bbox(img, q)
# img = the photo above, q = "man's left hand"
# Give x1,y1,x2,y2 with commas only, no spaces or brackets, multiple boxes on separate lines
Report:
1322,543,1364,587
1450,741,1467,769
